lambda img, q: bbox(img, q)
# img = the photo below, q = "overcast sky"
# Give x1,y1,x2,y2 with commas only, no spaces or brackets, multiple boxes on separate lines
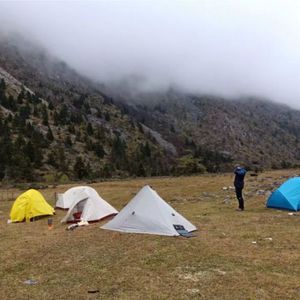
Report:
1,0,300,108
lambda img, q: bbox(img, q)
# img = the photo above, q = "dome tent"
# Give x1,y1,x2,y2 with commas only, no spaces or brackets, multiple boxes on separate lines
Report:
10,189,54,222
61,186,118,223
266,177,300,211
55,186,89,209
101,185,197,236
55,193,65,209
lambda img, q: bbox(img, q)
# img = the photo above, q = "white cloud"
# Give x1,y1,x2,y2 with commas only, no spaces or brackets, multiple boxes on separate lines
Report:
1,0,300,108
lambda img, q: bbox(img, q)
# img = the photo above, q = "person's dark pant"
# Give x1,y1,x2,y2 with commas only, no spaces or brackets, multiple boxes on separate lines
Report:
235,186,244,210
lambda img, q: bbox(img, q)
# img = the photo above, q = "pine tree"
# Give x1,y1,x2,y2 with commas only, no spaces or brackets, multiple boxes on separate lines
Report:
68,124,75,134
47,152,56,166
73,156,87,179
48,101,54,110
57,147,68,172
73,95,85,109
64,136,72,148
42,105,49,125
105,111,110,121
57,105,69,125
97,109,102,118
137,163,146,177
0,78,5,91
143,142,151,158
84,102,91,114
93,142,106,158
86,122,94,136
33,104,40,117
17,90,25,104
46,126,54,141
8,95,17,111
102,162,113,178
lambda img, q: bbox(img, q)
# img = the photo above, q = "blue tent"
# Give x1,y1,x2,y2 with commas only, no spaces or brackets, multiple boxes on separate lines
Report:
266,177,300,211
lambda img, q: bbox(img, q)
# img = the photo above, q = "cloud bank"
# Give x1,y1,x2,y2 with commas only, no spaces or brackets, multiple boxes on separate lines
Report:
1,0,300,108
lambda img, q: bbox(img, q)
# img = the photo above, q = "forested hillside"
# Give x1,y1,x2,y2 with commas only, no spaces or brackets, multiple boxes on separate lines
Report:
0,63,171,182
114,90,300,171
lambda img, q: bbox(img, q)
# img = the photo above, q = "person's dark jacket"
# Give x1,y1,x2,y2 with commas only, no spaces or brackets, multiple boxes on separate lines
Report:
234,167,246,189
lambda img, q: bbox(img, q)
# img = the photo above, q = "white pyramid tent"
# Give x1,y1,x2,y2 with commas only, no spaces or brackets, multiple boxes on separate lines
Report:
101,185,196,236
61,186,118,223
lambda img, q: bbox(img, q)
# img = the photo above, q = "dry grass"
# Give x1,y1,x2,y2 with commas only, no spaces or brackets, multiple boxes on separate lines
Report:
0,170,300,299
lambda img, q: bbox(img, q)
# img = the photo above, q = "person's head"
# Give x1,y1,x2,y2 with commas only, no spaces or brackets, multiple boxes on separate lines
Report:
234,164,241,170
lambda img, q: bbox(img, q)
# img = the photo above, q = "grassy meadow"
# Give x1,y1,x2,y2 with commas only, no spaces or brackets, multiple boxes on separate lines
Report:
0,169,299,299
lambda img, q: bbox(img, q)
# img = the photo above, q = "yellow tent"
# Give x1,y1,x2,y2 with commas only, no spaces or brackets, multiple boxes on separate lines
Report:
10,189,55,222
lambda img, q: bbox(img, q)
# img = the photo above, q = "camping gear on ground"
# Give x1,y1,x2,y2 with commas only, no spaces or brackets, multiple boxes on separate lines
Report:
66,223,79,230
48,217,53,230
66,220,89,231
61,186,118,223
9,189,54,223
266,177,300,211
101,185,197,236
173,224,195,237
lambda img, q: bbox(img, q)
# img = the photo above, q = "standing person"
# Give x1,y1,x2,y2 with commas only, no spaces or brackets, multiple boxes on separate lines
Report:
234,165,247,211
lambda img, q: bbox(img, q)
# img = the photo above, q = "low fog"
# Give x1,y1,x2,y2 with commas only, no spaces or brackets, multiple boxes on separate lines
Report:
1,1,300,108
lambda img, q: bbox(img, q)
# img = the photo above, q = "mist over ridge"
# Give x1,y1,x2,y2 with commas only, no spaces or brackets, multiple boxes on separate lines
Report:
1,1,300,108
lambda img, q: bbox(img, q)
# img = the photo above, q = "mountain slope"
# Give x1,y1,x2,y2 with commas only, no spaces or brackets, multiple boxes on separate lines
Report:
111,89,300,171
0,36,172,182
